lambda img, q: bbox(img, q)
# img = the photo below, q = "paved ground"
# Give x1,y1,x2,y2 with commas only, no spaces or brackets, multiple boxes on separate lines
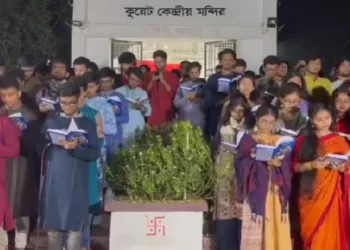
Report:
26,214,110,250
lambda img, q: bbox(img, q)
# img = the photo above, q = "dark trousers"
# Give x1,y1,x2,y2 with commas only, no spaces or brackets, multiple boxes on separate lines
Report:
216,219,242,250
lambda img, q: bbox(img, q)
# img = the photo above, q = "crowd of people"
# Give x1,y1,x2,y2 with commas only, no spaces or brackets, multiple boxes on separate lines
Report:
0,49,350,250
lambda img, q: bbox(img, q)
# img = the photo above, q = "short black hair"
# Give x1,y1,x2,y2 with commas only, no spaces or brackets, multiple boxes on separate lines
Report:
97,67,116,80
73,57,90,67
306,56,321,64
180,60,190,67
59,80,81,98
244,70,256,79
127,67,143,80
0,56,5,67
153,50,167,60
189,61,202,71
83,72,98,84
75,76,88,91
0,76,20,90
51,58,68,68
6,68,25,82
218,49,237,61
139,64,151,72
335,57,350,70
235,58,247,68
215,65,221,71
17,55,35,67
263,55,280,66
88,61,99,73
118,52,136,65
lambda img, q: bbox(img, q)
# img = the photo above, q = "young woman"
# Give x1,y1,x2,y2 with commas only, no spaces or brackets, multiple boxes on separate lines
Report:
214,96,254,250
287,73,310,115
235,104,293,250
293,103,350,250
332,86,350,135
276,82,309,134
236,74,256,107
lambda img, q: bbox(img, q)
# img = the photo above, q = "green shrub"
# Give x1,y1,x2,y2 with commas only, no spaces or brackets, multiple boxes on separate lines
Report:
106,121,215,202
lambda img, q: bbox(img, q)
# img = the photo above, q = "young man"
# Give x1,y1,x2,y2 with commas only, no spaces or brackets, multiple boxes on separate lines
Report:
116,67,151,144
188,61,205,83
0,76,41,249
233,58,247,74
115,52,138,88
203,48,239,139
40,81,100,250
97,67,129,160
36,58,69,117
256,55,281,95
17,55,44,99
145,50,179,126
333,57,350,89
304,56,333,96
73,57,90,76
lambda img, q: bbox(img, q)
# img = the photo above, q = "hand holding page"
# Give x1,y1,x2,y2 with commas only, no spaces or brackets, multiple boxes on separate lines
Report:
220,131,245,153
320,153,350,165
47,118,89,146
280,128,300,137
255,136,295,161
9,113,27,130
40,97,60,111
180,84,201,97
107,96,122,115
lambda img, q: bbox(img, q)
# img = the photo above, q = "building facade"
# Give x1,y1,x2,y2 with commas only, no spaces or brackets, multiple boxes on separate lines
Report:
72,0,277,75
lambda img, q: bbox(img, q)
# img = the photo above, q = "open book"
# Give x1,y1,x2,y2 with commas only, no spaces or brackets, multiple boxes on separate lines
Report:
217,75,242,93
47,118,89,146
279,128,300,137
9,113,27,129
107,96,122,115
221,131,245,152
40,97,60,111
180,84,201,96
320,153,350,165
255,136,295,161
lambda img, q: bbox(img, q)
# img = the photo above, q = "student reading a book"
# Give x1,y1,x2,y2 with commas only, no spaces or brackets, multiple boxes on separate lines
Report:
0,76,42,249
287,73,310,115
275,82,309,136
214,96,255,250
76,77,106,250
36,58,69,117
235,104,293,250
97,67,129,159
292,103,350,250
173,71,205,129
332,86,350,136
40,82,100,250
204,49,240,139
116,67,151,144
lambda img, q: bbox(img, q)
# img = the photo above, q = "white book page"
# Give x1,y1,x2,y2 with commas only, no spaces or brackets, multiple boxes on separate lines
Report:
48,131,67,145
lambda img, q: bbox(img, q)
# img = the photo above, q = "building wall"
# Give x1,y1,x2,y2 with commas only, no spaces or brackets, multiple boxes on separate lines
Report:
72,0,277,73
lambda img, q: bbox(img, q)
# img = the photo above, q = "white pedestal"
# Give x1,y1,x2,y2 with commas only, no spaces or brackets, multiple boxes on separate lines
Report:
106,202,207,250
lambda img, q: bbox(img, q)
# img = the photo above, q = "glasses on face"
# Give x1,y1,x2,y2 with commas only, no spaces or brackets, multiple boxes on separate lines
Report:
59,101,78,107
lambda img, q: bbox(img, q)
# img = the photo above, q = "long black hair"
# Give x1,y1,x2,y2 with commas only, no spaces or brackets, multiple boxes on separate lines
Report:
298,103,336,195
220,92,256,130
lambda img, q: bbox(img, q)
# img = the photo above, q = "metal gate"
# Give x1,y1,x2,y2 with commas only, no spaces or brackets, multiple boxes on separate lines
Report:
111,39,143,73
204,40,236,78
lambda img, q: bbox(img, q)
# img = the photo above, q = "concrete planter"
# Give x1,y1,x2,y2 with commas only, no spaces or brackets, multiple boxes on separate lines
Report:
105,200,208,250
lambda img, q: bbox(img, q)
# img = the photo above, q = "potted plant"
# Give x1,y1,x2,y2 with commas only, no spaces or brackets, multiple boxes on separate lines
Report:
105,121,215,250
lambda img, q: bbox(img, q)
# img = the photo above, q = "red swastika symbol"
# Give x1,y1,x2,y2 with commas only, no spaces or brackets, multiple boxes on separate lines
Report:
145,215,166,236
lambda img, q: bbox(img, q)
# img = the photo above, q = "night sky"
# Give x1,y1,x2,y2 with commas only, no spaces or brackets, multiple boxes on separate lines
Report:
278,0,350,71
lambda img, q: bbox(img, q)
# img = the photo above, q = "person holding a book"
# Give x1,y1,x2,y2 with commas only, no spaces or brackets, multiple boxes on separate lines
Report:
332,86,350,137
276,82,309,137
40,82,100,250
116,67,151,144
36,58,69,117
235,104,293,250
173,67,205,129
97,67,129,160
292,103,350,250
213,96,254,250
0,76,42,249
